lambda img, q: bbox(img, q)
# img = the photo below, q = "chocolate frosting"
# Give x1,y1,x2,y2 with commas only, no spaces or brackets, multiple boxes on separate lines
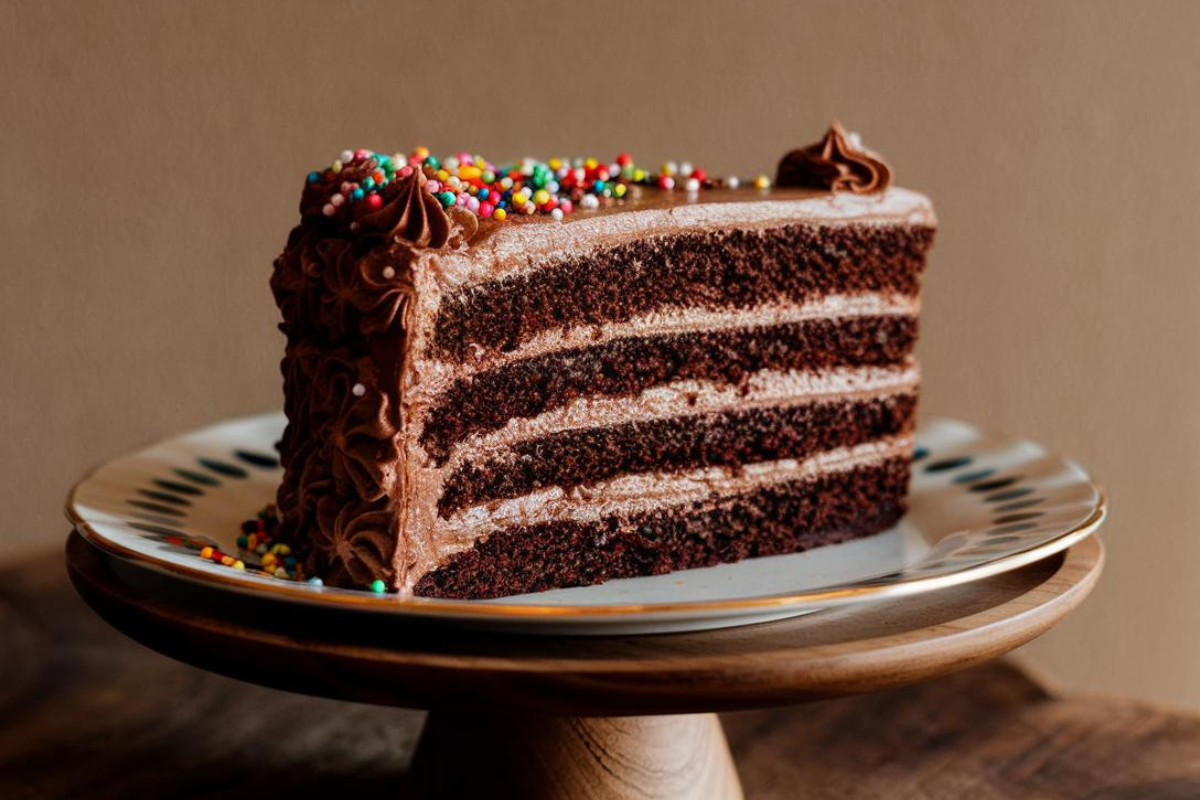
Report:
776,122,892,194
271,195,429,586
358,169,451,248
299,164,459,250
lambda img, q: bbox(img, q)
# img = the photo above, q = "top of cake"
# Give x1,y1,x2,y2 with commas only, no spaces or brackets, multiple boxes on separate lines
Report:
292,122,935,266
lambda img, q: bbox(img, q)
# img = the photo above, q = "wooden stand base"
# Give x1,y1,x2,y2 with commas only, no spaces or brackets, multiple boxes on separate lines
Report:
412,711,743,799
64,532,1105,799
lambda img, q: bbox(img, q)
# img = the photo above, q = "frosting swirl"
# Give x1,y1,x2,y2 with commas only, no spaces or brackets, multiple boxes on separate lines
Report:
358,169,451,248
776,122,892,194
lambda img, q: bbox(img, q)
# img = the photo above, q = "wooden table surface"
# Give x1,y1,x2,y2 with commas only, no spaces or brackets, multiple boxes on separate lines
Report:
4,546,1200,799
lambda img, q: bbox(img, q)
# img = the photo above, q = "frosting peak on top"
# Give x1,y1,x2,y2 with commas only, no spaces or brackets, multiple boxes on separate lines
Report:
776,122,892,194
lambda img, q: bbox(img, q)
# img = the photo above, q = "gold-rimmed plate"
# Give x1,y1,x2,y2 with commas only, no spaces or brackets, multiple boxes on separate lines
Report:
66,413,1105,635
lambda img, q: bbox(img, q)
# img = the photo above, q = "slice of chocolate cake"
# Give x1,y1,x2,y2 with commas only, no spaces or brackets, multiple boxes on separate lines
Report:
271,125,935,598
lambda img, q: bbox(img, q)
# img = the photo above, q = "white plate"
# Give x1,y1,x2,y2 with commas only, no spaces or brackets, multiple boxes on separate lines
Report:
67,413,1105,635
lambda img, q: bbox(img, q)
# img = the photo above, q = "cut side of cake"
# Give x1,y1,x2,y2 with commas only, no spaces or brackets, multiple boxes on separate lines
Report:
270,128,935,598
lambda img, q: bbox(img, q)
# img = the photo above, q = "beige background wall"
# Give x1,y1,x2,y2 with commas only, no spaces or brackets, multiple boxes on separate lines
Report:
3,1,1196,705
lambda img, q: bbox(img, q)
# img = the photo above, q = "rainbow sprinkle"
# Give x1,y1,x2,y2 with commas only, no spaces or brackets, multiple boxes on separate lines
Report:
306,148,720,225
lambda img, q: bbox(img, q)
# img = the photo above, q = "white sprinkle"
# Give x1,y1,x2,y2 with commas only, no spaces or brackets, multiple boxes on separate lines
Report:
726,176,741,189
550,208,564,221
382,266,396,279
580,194,600,210
330,193,345,207
339,149,354,164
322,203,336,216
685,177,701,192
679,161,694,177
352,383,366,397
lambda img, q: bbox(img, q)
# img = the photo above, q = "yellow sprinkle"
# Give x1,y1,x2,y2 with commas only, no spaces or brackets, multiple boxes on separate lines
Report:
754,174,771,189
414,146,430,159
533,189,550,205
548,158,562,170
458,166,482,180
512,190,529,205
331,160,343,174
233,560,246,570
633,168,645,182
199,546,214,559
436,169,449,181
614,184,627,198
271,543,291,555
493,208,507,221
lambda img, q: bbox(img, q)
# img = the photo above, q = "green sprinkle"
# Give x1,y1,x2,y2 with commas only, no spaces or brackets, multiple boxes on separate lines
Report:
370,579,386,594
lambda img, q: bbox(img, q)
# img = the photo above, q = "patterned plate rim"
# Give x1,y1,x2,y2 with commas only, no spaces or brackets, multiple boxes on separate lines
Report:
66,414,1107,619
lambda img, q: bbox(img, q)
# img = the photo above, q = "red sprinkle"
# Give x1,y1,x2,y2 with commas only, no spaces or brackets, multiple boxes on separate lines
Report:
366,194,383,210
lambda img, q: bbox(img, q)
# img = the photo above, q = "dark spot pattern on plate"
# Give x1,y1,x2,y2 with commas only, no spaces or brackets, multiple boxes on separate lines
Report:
953,468,997,485
174,468,220,487
136,489,192,507
912,446,930,462
126,500,186,518
152,479,203,496
986,487,1036,504
924,456,972,473
236,449,280,469
992,511,1044,525
199,458,248,478
969,476,1021,493
994,497,1044,512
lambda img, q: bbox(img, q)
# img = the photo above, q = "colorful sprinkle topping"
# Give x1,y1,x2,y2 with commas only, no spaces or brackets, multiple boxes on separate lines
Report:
305,147,721,226
211,505,307,581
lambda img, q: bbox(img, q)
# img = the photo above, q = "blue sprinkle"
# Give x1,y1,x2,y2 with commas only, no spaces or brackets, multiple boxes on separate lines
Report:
478,187,489,200
306,171,321,183
352,188,364,201
306,576,323,586
593,180,606,193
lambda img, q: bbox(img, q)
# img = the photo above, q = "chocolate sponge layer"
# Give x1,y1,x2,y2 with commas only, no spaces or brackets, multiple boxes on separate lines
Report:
414,457,910,599
438,393,916,516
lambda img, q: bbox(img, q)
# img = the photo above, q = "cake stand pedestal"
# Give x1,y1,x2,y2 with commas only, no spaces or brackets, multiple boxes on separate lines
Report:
65,531,1102,799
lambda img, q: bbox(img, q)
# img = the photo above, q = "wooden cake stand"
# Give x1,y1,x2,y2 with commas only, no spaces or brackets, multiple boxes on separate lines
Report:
66,530,1103,800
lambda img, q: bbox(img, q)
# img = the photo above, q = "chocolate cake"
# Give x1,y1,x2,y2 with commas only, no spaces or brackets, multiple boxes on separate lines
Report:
270,125,936,598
